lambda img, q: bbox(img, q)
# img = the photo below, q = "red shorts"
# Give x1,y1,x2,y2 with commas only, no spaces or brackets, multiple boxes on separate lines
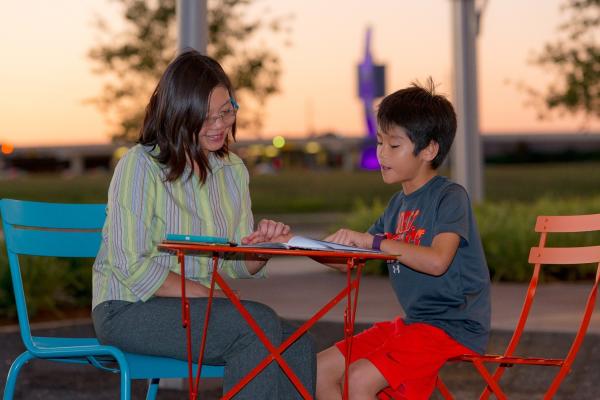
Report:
336,317,475,400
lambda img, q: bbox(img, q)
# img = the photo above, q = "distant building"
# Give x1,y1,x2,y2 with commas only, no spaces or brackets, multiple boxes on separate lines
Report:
1,143,121,175
2,132,600,175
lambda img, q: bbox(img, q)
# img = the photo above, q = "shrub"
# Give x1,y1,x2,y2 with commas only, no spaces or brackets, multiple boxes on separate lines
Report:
477,196,600,282
0,241,93,321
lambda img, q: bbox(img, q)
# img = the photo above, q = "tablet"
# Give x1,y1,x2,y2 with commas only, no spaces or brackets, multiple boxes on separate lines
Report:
165,233,232,244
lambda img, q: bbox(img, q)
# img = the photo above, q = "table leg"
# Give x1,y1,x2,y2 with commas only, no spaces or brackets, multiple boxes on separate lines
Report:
212,272,313,399
177,251,197,400
342,258,364,400
193,255,219,397
177,251,366,400
178,252,219,400
221,273,363,399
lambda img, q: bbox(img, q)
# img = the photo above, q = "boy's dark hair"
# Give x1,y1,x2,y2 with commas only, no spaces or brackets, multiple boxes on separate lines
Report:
377,78,457,169
138,49,236,183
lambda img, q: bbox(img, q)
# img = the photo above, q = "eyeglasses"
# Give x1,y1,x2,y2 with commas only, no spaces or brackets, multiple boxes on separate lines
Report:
204,97,239,127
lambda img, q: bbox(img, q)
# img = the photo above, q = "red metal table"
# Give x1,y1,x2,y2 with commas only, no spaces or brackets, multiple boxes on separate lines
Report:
158,241,398,400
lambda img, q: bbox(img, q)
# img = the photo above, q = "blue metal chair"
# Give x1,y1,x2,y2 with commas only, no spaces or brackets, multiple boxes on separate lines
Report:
0,199,224,400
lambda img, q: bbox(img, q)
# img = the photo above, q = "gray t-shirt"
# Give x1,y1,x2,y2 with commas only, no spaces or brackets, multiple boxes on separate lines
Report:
369,175,490,353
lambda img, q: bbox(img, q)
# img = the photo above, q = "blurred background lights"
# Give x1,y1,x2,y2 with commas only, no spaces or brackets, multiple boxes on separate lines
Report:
305,141,321,154
113,146,129,160
264,145,279,158
272,135,286,149
1,142,15,155
248,144,264,157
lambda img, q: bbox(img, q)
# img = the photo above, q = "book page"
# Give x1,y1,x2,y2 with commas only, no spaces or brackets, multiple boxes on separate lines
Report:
286,236,330,250
288,236,380,253
236,236,381,253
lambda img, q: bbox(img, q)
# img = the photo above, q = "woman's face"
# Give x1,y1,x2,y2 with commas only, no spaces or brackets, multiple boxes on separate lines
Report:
198,85,235,155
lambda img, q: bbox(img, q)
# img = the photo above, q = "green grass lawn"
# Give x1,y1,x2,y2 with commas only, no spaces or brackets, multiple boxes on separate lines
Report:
0,172,111,204
484,162,600,202
1,162,599,212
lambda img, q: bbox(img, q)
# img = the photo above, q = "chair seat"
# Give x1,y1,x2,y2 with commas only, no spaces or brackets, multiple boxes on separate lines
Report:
450,353,565,367
32,336,225,379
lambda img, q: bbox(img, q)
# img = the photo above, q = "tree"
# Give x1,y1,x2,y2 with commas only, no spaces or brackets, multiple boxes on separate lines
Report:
88,0,292,141
527,0,599,124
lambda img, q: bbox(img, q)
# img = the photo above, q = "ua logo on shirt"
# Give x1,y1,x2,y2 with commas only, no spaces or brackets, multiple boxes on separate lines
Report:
396,210,426,245
385,209,427,274
383,210,426,246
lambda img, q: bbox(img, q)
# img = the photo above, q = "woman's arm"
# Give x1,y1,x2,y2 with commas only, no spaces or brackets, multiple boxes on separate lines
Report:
154,271,228,298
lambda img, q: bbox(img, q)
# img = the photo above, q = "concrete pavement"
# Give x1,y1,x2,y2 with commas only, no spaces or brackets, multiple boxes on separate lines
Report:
229,255,600,334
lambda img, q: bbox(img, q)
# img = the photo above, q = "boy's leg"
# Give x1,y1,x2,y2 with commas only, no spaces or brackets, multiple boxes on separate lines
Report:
346,358,390,399
317,320,398,399
376,375,438,400
316,346,345,400
334,318,473,400
317,348,393,400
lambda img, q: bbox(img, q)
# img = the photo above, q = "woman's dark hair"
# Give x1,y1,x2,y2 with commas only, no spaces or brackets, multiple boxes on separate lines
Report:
138,50,236,183
377,78,457,169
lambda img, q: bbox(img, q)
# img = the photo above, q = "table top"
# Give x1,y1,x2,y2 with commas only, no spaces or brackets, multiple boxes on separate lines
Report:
159,241,399,261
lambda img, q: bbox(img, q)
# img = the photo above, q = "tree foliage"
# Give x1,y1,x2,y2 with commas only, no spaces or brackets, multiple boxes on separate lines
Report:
528,0,599,122
88,0,291,141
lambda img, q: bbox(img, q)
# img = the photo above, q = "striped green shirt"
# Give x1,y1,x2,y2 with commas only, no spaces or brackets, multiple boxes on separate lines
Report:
92,144,263,309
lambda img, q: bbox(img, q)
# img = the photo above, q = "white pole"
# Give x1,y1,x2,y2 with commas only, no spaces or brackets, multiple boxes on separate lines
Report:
177,0,208,54
451,0,483,202
164,3,208,390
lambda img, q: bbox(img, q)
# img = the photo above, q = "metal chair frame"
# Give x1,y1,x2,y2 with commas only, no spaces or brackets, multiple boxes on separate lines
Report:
436,213,600,400
0,199,224,400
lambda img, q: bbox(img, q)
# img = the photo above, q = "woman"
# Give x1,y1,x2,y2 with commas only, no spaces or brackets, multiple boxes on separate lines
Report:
92,50,315,399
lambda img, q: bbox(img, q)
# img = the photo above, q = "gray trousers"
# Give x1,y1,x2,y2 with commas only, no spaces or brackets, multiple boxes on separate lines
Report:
92,298,316,399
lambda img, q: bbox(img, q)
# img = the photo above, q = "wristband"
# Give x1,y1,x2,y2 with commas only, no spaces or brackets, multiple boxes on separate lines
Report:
371,234,385,251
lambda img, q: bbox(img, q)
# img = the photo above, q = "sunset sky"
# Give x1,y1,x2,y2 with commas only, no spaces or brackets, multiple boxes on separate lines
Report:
1,0,598,147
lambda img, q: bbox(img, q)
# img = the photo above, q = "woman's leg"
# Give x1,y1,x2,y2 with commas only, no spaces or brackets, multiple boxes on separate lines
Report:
278,320,316,399
93,298,315,399
214,299,283,399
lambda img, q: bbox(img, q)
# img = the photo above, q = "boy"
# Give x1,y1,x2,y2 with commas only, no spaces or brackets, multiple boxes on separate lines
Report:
316,80,491,399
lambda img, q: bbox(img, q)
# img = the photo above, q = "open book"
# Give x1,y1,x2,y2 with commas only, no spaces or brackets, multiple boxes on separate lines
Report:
238,235,381,254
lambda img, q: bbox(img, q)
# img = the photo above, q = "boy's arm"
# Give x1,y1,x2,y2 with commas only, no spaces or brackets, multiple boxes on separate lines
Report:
379,232,460,276
324,229,461,276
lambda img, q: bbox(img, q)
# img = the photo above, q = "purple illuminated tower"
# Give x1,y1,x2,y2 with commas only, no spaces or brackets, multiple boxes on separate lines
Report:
358,28,385,170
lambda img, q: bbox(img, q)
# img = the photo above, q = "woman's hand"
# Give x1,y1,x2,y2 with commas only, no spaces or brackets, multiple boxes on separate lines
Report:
241,219,292,245
241,219,292,272
325,229,374,249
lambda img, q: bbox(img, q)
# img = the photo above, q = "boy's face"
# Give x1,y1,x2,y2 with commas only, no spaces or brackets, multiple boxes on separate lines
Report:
376,125,435,186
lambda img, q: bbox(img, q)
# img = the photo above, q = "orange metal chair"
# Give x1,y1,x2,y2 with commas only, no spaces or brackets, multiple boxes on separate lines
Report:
436,213,600,400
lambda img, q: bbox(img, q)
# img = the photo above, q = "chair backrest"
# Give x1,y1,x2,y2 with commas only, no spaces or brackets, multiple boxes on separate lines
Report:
0,199,106,351
507,213,600,367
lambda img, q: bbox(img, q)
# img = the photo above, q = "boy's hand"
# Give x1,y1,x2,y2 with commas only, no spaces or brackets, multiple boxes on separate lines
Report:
325,229,374,249
241,219,292,245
